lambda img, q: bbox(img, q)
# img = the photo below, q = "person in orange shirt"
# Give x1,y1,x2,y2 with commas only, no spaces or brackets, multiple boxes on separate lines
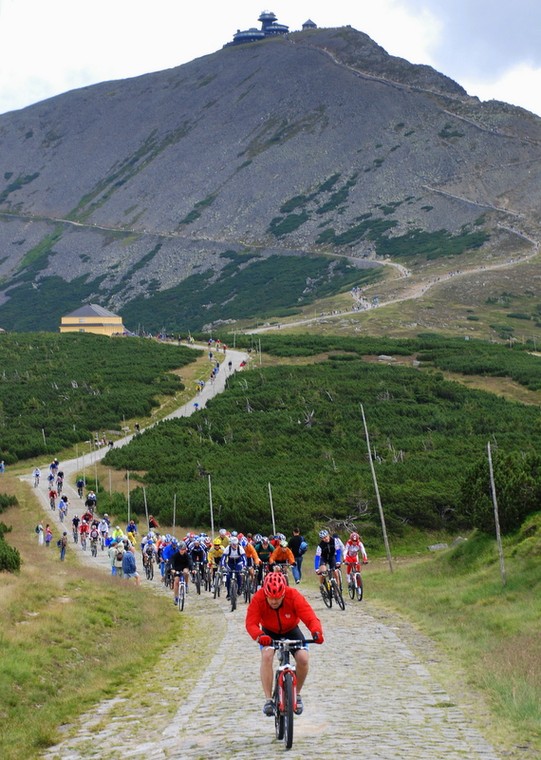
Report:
269,540,296,581
244,537,261,587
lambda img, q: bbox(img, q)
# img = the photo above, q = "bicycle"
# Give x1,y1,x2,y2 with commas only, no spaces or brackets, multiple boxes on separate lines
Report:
72,526,79,544
33,473,40,488
273,563,291,586
224,567,241,611
318,566,346,610
90,539,98,557
175,571,188,612
192,561,202,595
241,566,253,604
271,638,317,750
212,565,224,598
144,552,155,581
203,563,213,592
80,533,87,551
347,564,365,602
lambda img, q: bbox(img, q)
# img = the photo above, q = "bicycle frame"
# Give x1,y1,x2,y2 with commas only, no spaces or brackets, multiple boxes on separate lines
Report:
272,639,316,750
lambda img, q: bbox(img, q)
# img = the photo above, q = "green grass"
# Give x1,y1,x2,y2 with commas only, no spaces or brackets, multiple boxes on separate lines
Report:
0,479,182,758
366,523,541,754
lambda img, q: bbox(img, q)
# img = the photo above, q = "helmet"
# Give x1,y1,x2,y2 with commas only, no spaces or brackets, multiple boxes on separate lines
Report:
349,532,360,543
231,530,238,537
213,537,222,546
238,533,244,540
277,533,285,541
263,572,287,598
280,539,288,548
261,536,269,543
178,541,186,549
319,529,329,539
254,533,262,543
219,528,226,536
230,536,239,546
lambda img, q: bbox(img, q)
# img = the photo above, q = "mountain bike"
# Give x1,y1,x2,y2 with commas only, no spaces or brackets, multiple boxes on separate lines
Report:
271,638,317,750
192,561,202,595
33,472,40,487
144,552,155,581
204,563,213,592
175,572,188,612
72,525,79,543
90,539,98,557
213,565,224,598
318,566,345,610
80,533,87,551
225,567,239,611
347,563,365,601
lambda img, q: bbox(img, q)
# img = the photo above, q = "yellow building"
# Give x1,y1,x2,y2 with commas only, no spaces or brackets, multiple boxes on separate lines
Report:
60,304,126,336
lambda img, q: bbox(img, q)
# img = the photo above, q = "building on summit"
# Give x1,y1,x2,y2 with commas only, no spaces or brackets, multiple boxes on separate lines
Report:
60,304,126,336
226,10,293,47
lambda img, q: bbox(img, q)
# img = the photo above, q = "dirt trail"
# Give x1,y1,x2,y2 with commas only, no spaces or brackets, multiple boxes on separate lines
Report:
25,346,503,760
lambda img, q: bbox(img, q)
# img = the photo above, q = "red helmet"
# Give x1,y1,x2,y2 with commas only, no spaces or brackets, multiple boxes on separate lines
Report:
349,532,360,543
263,572,287,598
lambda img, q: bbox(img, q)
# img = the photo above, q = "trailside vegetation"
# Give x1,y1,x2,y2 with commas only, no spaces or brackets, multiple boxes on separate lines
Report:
0,333,199,463
102,334,541,541
0,493,21,572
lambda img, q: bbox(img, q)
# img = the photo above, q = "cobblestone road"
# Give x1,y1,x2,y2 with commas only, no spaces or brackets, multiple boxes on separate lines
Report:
30,346,503,760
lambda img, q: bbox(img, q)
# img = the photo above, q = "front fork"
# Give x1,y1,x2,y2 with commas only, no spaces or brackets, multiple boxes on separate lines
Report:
275,663,297,713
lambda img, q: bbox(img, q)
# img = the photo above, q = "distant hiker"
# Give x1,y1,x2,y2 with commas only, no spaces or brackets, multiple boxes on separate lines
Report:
36,521,44,545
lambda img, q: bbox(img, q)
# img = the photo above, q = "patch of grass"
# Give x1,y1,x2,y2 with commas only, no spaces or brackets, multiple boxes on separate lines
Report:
367,527,541,754
0,481,181,758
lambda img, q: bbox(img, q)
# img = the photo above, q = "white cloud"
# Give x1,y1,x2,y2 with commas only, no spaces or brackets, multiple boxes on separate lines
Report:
462,63,541,117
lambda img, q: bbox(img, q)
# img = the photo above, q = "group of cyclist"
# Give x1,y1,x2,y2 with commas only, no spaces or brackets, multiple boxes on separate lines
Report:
34,457,370,720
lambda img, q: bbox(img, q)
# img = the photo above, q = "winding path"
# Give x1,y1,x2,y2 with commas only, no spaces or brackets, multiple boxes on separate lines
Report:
25,346,505,760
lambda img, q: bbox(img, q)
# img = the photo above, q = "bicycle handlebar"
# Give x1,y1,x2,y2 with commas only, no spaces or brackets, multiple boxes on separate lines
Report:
272,638,317,648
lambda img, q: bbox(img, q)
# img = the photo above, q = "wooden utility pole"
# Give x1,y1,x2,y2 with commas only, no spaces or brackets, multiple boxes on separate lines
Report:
208,475,215,539
487,442,507,586
268,482,276,536
361,404,393,573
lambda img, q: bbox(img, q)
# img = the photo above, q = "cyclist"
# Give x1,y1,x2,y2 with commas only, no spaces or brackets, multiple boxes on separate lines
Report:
98,517,109,547
189,537,207,583
269,539,296,571
207,537,224,582
221,536,246,599
48,486,58,510
89,524,100,553
314,529,339,586
79,519,90,548
243,537,261,587
33,467,41,487
76,477,85,498
245,572,324,717
71,514,80,543
343,532,368,586
171,540,193,604
254,535,273,587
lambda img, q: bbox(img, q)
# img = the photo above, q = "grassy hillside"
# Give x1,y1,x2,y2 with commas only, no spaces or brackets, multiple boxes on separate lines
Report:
101,334,541,540
0,333,199,463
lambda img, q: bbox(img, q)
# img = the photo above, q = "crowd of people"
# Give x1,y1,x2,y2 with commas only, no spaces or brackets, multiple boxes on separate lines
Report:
33,455,370,718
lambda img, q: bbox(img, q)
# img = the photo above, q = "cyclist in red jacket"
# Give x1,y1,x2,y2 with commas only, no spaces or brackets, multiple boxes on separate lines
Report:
245,571,324,717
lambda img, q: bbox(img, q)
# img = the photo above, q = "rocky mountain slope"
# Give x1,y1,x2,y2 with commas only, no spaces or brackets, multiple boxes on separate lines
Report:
1,25,541,332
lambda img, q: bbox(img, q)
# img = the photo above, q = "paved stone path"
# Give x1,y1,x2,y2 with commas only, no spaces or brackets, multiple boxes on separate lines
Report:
26,346,503,760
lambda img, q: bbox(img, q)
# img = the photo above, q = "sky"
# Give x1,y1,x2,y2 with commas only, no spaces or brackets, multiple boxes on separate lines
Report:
1,0,540,117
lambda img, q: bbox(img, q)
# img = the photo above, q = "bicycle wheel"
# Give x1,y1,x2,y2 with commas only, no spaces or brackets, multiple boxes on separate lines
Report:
149,561,154,581
230,578,237,611
283,672,294,749
244,574,252,604
91,543,97,557
274,680,285,740
332,580,346,610
195,568,201,595
348,579,355,600
178,582,185,612
320,580,332,608
145,562,152,580
355,572,364,601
